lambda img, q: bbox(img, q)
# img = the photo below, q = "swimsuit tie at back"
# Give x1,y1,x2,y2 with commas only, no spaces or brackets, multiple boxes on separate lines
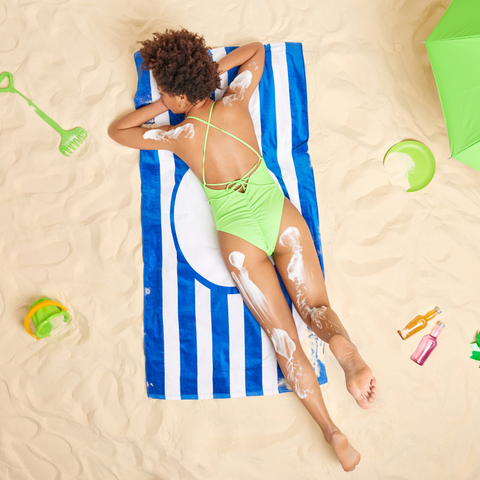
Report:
224,177,250,194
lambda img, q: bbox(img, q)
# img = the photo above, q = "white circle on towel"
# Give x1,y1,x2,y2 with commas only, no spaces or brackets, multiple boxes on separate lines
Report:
174,169,235,287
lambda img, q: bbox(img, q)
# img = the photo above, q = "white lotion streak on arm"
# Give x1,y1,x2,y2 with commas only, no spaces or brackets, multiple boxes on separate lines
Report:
229,251,272,329
271,328,313,400
222,70,253,107
143,123,195,142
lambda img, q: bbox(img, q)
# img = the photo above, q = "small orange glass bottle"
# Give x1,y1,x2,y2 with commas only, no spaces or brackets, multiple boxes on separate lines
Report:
397,307,442,340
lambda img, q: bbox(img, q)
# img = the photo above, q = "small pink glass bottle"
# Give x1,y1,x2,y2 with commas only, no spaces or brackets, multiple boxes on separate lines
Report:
410,321,445,366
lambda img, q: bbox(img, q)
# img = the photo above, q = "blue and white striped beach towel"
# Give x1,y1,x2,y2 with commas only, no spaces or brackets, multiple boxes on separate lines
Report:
134,43,327,400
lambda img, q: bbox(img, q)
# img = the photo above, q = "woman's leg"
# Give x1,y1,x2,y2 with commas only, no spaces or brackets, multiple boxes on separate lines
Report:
273,199,376,409
218,230,361,472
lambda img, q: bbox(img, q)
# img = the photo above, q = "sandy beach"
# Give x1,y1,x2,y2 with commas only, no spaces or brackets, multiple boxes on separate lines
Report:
1,0,480,478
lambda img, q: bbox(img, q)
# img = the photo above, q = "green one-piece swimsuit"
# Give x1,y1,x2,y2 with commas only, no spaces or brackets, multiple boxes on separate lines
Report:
186,101,285,256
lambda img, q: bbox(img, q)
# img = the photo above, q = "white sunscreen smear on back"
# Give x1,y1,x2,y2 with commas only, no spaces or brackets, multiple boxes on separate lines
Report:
143,123,194,142
384,152,415,190
222,70,253,107
271,328,313,400
229,251,271,323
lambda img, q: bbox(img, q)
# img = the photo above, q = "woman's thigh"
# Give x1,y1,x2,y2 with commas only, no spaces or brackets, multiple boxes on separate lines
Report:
218,229,330,401
273,198,331,321
217,230,297,337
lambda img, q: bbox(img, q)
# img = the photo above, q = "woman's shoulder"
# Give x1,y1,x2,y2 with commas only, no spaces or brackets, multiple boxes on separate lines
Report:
220,70,257,109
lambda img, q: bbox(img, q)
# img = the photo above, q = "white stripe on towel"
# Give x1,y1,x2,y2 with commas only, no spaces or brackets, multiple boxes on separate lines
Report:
160,151,181,399
228,293,246,398
271,42,302,212
195,280,214,399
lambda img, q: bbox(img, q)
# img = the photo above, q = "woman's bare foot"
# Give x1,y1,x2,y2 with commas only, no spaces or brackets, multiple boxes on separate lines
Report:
328,430,361,472
329,335,376,409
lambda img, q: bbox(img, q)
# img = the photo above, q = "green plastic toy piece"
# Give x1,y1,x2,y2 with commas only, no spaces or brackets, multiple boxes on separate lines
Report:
384,140,436,192
27,297,70,339
469,331,480,367
0,71,87,156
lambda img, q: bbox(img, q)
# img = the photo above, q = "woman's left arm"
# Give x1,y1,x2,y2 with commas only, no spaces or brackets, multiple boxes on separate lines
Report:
217,42,265,107
108,98,172,150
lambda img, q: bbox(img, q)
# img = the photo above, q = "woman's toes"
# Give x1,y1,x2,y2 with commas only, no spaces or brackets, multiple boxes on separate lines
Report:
353,390,371,409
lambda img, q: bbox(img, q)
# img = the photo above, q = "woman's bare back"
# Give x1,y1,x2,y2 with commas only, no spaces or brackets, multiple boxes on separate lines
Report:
173,99,263,188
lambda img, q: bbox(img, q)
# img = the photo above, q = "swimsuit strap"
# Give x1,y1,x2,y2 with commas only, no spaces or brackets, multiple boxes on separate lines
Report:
186,101,263,187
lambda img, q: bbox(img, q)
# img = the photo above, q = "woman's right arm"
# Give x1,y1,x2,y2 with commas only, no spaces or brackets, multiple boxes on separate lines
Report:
108,98,173,151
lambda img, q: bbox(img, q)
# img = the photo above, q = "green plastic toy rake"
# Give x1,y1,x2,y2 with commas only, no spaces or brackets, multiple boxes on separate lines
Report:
0,71,87,156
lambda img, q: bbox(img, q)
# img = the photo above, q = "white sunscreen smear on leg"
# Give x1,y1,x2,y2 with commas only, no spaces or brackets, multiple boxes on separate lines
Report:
279,226,305,284
279,227,338,337
143,123,194,142
222,70,253,107
229,251,271,323
271,328,296,361
310,305,340,338
310,306,327,330
271,328,313,400
279,226,310,316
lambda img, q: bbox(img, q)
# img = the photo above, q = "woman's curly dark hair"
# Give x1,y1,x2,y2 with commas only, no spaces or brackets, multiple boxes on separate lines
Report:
139,29,220,104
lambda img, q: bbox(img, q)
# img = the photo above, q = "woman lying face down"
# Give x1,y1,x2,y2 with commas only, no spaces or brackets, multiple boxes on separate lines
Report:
108,28,376,472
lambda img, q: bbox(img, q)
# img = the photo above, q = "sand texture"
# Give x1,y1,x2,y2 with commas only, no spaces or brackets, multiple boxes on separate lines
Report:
1,0,480,478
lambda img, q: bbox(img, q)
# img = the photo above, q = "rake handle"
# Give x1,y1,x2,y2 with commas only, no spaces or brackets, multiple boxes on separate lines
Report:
0,72,64,133
14,89,65,133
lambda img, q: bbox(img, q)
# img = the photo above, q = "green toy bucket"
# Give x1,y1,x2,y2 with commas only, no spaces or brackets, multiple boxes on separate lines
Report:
24,297,70,340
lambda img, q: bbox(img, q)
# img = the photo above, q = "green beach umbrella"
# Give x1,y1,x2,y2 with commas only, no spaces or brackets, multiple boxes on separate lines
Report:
425,0,480,172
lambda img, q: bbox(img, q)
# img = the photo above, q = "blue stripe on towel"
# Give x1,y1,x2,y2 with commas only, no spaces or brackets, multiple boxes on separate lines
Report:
211,289,231,398
225,46,239,85
134,52,151,109
141,150,165,399
177,258,198,399
260,45,289,198
285,43,324,271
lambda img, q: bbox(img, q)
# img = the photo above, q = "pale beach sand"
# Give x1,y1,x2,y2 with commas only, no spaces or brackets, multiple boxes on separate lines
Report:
1,0,480,478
